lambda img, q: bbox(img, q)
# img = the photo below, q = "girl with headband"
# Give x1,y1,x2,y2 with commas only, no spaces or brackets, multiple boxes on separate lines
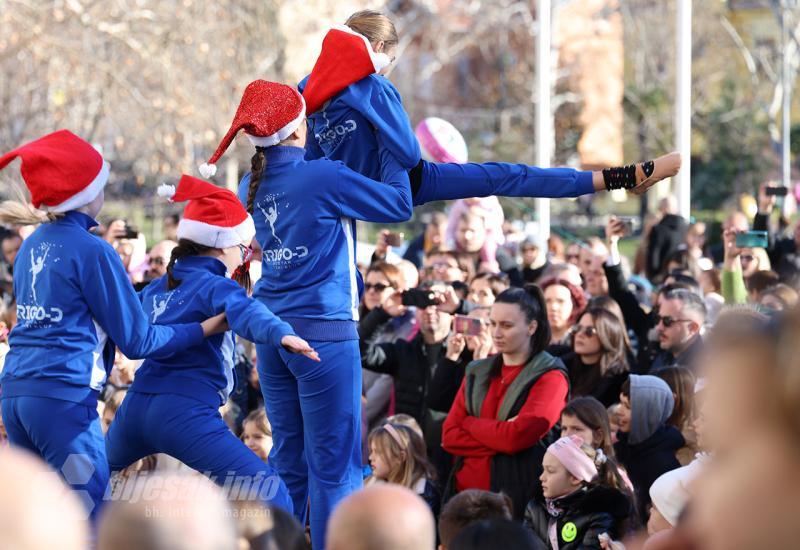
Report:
366,422,440,518
524,435,636,549
294,10,681,210
199,79,412,549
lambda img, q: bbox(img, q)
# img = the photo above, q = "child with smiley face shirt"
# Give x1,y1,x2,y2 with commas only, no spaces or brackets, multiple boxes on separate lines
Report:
524,435,635,550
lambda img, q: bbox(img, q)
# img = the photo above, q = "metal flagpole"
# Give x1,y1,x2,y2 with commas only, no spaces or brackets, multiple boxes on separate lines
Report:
674,0,692,219
535,0,553,240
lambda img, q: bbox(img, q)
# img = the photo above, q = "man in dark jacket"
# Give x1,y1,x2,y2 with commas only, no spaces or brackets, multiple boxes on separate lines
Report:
615,375,684,522
604,218,698,373
359,282,474,454
646,197,688,282
650,289,705,372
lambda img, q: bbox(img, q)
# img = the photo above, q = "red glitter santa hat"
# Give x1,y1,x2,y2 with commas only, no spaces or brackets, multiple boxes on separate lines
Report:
199,80,306,178
302,25,392,115
157,174,254,249
0,129,109,213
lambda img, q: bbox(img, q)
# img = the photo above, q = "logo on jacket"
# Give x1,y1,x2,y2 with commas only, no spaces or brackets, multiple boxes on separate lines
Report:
315,119,357,145
29,244,51,303
152,292,174,323
256,196,282,246
256,195,310,268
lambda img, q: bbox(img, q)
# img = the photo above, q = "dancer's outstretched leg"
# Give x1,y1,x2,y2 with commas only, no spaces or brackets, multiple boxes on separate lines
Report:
410,152,681,206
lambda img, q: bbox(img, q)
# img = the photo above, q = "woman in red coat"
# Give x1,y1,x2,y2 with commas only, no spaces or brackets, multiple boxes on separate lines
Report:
442,284,569,518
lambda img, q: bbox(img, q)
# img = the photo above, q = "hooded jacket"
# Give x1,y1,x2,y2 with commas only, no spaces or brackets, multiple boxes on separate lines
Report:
615,375,683,520
524,485,635,549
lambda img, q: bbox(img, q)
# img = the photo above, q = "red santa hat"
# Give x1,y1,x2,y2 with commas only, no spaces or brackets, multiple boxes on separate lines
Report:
199,80,306,179
0,129,109,213
157,175,255,249
302,25,392,115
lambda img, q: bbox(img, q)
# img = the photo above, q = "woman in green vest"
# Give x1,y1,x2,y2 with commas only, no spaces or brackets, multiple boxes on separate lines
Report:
442,284,570,518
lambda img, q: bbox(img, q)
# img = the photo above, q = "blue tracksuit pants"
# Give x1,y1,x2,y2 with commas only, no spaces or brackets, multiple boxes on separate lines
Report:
104,392,293,513
411,160,595,205
257,339,362,550
1,395,110,523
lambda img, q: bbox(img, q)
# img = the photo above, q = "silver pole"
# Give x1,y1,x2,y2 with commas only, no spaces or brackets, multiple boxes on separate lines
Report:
675,0,692,219
535,0,552,240
782,1,792,191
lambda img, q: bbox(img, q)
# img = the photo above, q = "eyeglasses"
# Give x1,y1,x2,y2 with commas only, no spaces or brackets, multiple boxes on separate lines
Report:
566,254,580,260
655,315,693,328
364,283,391,292
237,244,254,264
148,257,165,266
572,326,598,337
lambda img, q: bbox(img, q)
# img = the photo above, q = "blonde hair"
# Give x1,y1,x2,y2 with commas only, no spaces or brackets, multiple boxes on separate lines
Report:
345,10,398,48
368,423,435,488
242,408,272,438
385,414,424,440
0,180,63,226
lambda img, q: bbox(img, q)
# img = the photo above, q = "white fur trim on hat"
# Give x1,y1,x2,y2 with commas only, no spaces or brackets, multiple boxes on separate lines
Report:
332,24,392,73
41,161,109,213
157,183,176,200
198,163,217,178
177,215,255,249
245,95,307,149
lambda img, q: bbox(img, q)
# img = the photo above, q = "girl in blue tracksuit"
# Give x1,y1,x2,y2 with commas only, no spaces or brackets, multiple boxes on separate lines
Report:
299,11,681,205
198,79,411,549
0,131,222,522
105,175,317,514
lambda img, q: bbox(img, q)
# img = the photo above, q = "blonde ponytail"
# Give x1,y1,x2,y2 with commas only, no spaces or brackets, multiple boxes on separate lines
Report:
0,200,62,226
0,179,63,226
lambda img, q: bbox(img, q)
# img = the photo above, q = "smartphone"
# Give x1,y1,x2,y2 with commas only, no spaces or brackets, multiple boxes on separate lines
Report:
616,216,636,235
401,288,438,308
123,225,139,239
453,314,483,336
385,231,405,247
735,230,768,249
765,186,789,197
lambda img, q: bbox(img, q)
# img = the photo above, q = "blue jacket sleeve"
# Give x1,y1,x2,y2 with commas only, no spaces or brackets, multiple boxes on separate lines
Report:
208,278,295,348
327,134,412,223
342,77,421,170
81,244,204,359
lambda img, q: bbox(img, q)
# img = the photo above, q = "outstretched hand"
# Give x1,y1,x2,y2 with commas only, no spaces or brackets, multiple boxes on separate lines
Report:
628,152,682,196
281,335,321,362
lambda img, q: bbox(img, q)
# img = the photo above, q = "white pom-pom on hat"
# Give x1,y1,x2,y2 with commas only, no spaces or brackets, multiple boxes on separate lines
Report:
157,183,176,200
198,163,217,178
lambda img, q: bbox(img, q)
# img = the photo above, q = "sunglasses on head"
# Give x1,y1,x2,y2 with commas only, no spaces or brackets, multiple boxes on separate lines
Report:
364,282,391,292
655,315,692,328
